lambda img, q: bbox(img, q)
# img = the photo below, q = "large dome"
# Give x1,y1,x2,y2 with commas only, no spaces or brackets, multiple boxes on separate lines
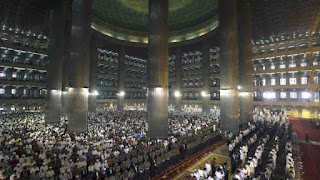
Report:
91,0,219,43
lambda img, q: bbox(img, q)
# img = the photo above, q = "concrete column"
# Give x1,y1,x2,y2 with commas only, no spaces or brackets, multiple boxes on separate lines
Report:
147,0,169,138
296,73,301,85
202,42,211,114
275,74,280,85
174,47,182,111
219,0,239,133
61,1,72,116
295,39,300,49
309,71,314,84
117,46,125,111
67,0,92,133
274,42,279,52
89,39,98,112
45,0,66,124
286,91,290,102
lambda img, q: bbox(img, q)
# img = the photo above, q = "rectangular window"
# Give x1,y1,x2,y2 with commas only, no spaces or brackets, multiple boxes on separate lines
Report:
0,72,5,78
12,73,17,78
300,61,307,67
314,92,319,102
314,77,319,84
253,66,257,71
280,92,287,99
0,88,4,94
11,89,16,95
290,92,297,99
313,61,318,66
270,79,276,85
262,79,266,86
280,78,286,85
279,64,286,69
270,64,275,69
289,77,296,85
263,92,275,99
289,63,296,68
301,77,308,85
23,89,27,95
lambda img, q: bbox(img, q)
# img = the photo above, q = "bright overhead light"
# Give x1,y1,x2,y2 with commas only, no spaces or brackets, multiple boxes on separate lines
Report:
174,91,181,97
92,90,99,96
117,91,125,97
201,91,207,97
237,86,241,90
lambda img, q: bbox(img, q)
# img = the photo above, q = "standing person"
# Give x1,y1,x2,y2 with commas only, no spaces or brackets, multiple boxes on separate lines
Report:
222,162,228,180
305,131,309,142
211,158,216,177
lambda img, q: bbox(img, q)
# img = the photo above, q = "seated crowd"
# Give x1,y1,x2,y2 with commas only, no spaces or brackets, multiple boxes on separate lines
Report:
0,109,221,180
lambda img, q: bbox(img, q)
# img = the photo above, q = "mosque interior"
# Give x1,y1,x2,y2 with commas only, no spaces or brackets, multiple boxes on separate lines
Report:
0,0,319,179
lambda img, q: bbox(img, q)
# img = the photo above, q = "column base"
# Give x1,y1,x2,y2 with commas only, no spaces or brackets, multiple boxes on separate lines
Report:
175,97,182,111
147,87,169,138
66,88,88,133
220,90,239,133
239,92,253,125
117,96,125,111
45,90,62,124
202,96,210,114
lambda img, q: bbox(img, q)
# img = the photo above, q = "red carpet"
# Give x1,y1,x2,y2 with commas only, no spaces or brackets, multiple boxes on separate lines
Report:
291,119,320,180
299,143,320,180
290,120,320,142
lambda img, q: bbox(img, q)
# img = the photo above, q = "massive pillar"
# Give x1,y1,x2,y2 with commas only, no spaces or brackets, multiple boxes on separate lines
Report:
45,0,66,124
174,47,182,111
219,0,240,133
89,38,98,112
202,42,211,114
117,46,126,111
67,0,92,133
238,0,253,124
61,1,72,116
147,0,169,138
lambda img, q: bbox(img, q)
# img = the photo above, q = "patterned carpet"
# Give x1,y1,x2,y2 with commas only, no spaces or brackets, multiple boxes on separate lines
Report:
154,141,227,180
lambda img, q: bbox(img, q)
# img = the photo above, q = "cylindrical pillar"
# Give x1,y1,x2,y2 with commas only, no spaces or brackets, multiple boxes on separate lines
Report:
117,46,125,111
174,47,182,111
45,0,66,124
202,42,211,113
238,0,253,125
147,0,169,138
67,0,92,133
61,0,72,116
219,0,240,133
89,38,98,112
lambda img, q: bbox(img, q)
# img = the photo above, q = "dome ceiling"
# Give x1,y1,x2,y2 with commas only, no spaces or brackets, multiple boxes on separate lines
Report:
91,0,219,43
92,0,218,32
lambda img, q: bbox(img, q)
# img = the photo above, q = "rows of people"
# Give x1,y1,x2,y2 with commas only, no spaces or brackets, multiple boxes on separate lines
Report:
0,110,221,180
228,123,257,153
190,159,228,180
233,115,289,180
285,142,295,179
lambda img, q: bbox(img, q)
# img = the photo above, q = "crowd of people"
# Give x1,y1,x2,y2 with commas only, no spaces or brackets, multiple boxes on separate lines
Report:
189,158,228,180
285,142,295,179
231,112,290,180
0,109,221,180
